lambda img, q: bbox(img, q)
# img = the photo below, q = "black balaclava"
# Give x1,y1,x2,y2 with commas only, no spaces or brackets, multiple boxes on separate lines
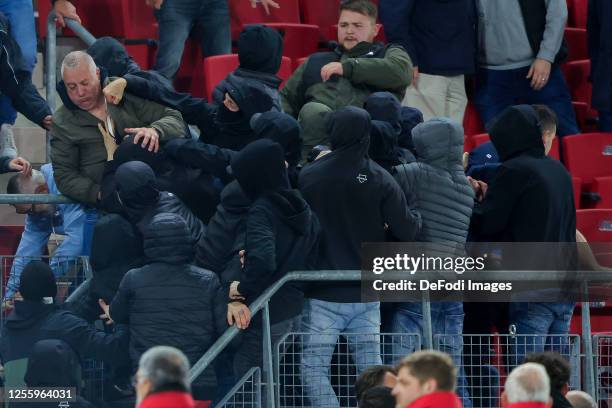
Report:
230,139,290,200
398,106,424,152
328,106,372,152
19,260,57,301
87,36,141,76
364,92,402,133
369,120,401,173
115,161,161,222
238,24,284,74
25,339,80,388
489,104,545,162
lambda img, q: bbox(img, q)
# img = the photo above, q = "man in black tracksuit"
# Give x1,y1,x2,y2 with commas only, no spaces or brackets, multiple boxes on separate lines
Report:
297,106,421,407
227,138,320,378
105,212,228,399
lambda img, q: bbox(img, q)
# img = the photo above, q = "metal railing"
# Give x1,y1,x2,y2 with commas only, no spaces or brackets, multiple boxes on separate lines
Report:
594,334,612,407
217,367,262,408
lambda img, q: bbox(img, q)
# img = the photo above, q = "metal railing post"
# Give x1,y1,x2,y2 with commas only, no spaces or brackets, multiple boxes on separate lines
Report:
45,12,57,163
421,289,433,349
582,300,596,398
263,302,275,408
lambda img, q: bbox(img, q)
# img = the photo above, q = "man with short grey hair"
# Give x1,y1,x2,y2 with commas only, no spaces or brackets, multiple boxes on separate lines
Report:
565,390,597,408
135,346,195,408
51,50,185,205
502,362,553,408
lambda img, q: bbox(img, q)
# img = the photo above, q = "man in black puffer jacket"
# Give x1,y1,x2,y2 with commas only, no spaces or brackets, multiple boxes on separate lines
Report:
228,139,320,378
391,118,475,408
103,212,229,399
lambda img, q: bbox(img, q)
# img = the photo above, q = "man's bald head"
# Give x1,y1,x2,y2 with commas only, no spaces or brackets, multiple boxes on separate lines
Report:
61,51,102,112
565,391,596,408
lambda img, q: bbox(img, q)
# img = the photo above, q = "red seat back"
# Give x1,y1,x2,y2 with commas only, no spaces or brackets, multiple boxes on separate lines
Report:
471,133,491,149
463,103,486,137
564,28,589,61
576,209,612,243
229,0,301,39
563,133,612,185
256,23,319,63
301,0,341,41
569,0,588,28
573,177,582,209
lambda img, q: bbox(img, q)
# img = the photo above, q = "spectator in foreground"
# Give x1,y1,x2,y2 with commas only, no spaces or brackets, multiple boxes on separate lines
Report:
391,350,463,408
502,363,552,408
355,365,397,402
379,0,477,123
4,165,97,301
588,0,612,131
565,390,597,408
280,0,413,161
298,107,421,408
525,352,572,408
51,51,185,205
99,212,228,399
134,346,195,408
473,0,579,137
24,339,95,408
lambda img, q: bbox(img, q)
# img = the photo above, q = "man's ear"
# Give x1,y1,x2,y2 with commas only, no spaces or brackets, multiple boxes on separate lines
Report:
562,383,569,396
374,23,382,38
422,378,437,394
96,67,101,80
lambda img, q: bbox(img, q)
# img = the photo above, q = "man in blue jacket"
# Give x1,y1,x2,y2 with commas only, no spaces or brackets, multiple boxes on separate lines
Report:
3,164,97,302
379,0,477,123
588,0,612,131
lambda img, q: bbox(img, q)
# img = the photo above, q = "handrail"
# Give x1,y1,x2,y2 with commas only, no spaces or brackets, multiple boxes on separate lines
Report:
0,193,74,205
45,11,96,161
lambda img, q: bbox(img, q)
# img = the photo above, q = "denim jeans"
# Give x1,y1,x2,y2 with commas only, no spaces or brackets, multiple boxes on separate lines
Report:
300,299,382,408
0,0,37,126
391,301,472,408
507,302,575,367
153,0,231,79
599,111,612,132
474,66,580,137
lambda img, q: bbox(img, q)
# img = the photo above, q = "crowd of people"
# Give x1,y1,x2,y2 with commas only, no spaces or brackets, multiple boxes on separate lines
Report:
0,0,611,407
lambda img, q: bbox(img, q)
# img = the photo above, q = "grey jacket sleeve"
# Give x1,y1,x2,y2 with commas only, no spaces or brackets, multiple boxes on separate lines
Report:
539,0,568,62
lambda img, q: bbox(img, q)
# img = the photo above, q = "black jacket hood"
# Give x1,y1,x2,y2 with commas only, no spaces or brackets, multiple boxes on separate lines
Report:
251,111,303,167
364,92,402,133
231,139,290,200
143,212,194,264
489,104,545,162
238,24,284,74
369,120,402,173
25,339,80,387
90,213,144,272
329,106,371,153
262,189,314,236
223,73,276,119
87,37,140,77
398,106,423,152
115,161,161,222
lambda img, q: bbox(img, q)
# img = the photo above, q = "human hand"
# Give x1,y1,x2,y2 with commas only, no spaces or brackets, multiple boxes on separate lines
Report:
526,58,552,91
320,62,344,82
8,157,32,175
227,302,251,329
54,0,81,27
145,0,164,10
249,0,280,15
98,298,114,325
223,93,240,112
467,176,488,202
125,127,160,153
103,78,127,105
42,115,53,131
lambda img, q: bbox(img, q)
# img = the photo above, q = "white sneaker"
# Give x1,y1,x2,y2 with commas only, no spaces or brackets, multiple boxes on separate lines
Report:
0,123,17,158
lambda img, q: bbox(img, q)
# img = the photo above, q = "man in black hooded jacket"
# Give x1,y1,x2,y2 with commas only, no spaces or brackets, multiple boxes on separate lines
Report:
298,106,421,407
95,25,283,147
469,104,576,363
227,138,320,378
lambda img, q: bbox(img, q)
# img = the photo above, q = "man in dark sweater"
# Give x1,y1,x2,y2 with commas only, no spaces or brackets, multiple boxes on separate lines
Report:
474,0,579,137
298,106,420,407
588,0,612,131
379,0,477,123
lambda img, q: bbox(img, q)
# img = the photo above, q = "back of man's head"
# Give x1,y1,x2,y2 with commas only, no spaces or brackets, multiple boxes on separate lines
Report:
6,169,46,195
19,260,57,301
355,365,396,401
524,352,570,394
565,390,596,408
138,346,190,394
238,24,283,74
359,386,395,408
503,363,551,407
398,350,457,392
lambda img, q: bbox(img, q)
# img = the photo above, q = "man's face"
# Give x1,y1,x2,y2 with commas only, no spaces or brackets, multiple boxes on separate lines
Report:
337,10,380,50
63,64,102,111
392,368,432,408
542,126,556,156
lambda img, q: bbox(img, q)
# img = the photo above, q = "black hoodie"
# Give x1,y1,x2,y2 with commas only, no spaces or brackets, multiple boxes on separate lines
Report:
114,161,205,243
230,139,320,323
299,106,421,302
24,340,95,408
110,212,227,371
470,105,576,243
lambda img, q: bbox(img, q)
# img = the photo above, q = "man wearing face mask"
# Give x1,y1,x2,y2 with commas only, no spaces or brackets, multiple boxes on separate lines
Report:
3,164,96,303
280,0,413,161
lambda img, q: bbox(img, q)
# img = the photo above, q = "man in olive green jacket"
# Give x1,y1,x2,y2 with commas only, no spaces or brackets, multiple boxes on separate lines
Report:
51,51,185,206
280,0,413,161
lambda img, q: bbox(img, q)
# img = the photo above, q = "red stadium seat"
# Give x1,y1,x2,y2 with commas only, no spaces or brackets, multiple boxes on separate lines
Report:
463,103,486,137
301,0,341,42
471,133,490,148
548,137,561,161
563,133,612,208
229,0,301,40
562,60,598,128
255,23,320,66
573,176,582,209
576,210,612,243
564,28,589,61
204,54,292,101
568,0,588,28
